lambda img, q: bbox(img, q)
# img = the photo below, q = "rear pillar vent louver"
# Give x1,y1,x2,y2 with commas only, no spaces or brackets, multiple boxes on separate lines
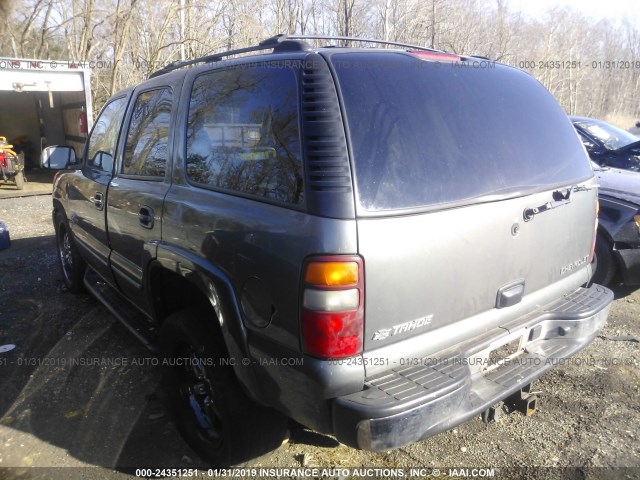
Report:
300,54,355,219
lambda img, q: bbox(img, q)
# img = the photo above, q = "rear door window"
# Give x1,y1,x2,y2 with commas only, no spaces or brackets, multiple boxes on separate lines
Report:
331,53,592,211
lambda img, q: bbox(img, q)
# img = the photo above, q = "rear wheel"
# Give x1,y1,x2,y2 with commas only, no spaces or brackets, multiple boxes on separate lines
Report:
160,309,288,466
55,212,86,292
592,233,616,286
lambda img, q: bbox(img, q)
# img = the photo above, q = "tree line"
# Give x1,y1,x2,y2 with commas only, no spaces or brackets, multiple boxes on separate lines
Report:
1,0,638,126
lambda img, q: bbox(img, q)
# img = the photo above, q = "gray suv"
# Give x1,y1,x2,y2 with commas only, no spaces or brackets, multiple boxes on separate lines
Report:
44,35,613,465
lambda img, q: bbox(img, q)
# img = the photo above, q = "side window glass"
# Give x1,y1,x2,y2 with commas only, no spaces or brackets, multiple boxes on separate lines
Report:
186,65,304,205
123,88,172,177
86,97,128,173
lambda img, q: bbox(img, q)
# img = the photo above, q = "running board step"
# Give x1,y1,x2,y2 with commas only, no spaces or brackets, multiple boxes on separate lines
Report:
84,268,158,352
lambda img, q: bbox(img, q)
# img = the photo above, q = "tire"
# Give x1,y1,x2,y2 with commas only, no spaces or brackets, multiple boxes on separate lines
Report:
591,233,616,286
14,171,24,190
159,309,288,466
55,211,86,292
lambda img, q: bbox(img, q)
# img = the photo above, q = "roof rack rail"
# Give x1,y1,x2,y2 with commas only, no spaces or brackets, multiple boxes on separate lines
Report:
148,33,444,79
285,35,444,53
149,34,309,78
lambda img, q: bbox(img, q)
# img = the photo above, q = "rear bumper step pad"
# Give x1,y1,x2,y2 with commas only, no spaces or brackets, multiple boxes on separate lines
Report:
333,284,613,451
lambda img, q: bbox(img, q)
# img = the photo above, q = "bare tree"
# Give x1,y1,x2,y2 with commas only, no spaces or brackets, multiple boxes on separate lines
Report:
109,0,139,95
337,0,355,37
1,0,639,124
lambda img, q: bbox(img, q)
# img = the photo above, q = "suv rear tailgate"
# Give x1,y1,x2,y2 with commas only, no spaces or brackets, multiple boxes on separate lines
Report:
329,51,597,360
358,184,597,356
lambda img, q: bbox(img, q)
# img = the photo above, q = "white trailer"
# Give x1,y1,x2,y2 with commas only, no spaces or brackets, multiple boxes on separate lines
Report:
0,58,93,169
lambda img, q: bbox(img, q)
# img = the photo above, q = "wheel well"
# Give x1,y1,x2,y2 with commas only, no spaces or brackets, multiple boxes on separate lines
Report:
597,226,614,245
52,200,65,228
149,267,216,329
52,199,63,213
149,265,262,402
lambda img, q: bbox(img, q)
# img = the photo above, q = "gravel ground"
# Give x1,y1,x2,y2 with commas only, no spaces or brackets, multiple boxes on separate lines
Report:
0,195,639,480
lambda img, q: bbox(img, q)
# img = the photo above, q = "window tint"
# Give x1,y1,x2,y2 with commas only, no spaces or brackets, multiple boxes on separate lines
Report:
123,88,172,177
86,96,128,173
332,53,592,211
186,65,303,205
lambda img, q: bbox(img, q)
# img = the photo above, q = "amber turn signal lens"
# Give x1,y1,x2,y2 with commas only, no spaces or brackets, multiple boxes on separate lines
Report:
305,261,358,286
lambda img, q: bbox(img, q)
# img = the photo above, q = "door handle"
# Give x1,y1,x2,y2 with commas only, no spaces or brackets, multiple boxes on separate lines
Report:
139,205,155,229
89,192,104,210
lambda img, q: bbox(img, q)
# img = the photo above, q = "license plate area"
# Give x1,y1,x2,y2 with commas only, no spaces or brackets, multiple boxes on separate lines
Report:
482,335,524,375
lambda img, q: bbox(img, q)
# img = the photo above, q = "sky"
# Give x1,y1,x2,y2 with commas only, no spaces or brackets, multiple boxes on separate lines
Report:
506,0,640,23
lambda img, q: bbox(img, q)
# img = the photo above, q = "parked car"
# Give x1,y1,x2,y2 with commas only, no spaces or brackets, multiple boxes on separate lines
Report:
591,162,640,286
572,116,640,171
42,34,613,465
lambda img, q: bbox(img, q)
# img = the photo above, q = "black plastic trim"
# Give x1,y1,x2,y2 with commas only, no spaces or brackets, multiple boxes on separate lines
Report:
332,284,613,450
299,53,355,219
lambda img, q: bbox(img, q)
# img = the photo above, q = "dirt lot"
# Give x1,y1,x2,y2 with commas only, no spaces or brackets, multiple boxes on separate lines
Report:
0,194,639,480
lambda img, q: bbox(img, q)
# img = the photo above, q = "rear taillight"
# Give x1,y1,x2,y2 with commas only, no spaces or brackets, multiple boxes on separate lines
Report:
589,199,599,263
301,256,364,359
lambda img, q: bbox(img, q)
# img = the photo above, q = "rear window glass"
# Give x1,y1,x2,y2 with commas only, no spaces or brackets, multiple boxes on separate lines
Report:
332,53,591,211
